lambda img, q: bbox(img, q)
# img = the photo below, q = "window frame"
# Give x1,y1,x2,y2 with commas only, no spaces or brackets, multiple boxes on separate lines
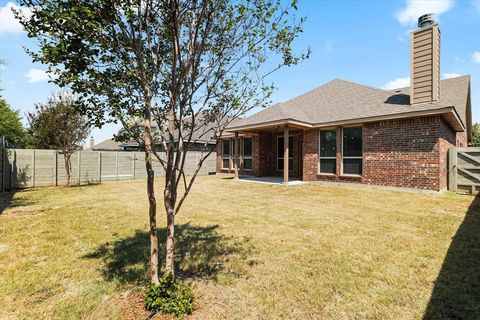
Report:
277,135,293,172
341,125,363,176
318,128,337,175
242,137,253,171
221,139,231,169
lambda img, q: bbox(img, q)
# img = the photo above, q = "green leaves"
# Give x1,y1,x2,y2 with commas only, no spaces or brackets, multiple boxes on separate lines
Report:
16,0,309,127
144,273,195,316
0,97,30,148
472,123,480,147
27,92,90,153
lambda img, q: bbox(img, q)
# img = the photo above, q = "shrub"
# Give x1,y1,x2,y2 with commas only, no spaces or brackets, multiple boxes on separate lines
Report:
144,273,195,316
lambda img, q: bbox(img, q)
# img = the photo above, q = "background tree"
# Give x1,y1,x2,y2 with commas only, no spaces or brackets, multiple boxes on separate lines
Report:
472,123,480,147
27,93,90,186
0,96,30,148
16,0,308,283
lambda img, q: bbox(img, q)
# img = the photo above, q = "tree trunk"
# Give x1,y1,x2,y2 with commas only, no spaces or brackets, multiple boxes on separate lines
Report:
165,203,175,274
145,152,159,284
144,93,159,285
164,101,177,275
64,153,72,187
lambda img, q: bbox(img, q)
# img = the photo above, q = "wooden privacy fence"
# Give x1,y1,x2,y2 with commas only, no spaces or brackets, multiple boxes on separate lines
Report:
448,147,480,195
0,148,216,191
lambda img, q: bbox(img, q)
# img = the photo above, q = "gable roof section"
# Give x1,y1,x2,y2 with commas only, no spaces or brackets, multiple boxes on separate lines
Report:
228,76,470,133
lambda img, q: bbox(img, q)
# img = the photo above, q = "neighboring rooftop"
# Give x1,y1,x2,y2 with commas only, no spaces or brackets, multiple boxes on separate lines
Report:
91,139,121,151
227,75,471,133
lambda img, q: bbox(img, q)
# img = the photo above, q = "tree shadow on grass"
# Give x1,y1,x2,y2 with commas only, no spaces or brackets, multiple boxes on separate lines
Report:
1,153,32,215
84,223,256,284
424,195,480,319
0,190,33,215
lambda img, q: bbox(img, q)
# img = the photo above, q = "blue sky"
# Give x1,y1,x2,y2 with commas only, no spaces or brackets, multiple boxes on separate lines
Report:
0,0,479,144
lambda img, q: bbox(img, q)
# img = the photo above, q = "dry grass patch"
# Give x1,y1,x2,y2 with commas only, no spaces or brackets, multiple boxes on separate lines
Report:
0,175,478,319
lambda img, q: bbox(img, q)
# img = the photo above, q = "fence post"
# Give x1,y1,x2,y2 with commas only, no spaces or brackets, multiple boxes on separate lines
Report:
10,150,15,190
53,151,57,187
77,151,81,185
0,144,3,193
116,151,119,180
448,147,457,192
98,152,102,182
32,149,36,188
132,152,136,180
0,142,3,193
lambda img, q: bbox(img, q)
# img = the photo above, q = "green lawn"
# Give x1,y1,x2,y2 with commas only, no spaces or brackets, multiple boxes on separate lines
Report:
0,175,479,319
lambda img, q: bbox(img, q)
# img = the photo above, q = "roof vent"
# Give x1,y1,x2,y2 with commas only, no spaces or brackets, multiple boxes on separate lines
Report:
418,13,435,28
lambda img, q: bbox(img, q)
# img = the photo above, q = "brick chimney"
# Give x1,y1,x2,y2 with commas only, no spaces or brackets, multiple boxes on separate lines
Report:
410,13,440,105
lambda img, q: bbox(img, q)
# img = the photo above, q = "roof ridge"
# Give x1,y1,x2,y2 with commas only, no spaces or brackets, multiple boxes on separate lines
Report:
333,78,394,94
283,79,393,109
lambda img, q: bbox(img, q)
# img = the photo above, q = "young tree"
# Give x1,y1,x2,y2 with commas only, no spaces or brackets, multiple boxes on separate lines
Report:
27,93,90,186
16,0,308,282
0,96,30,148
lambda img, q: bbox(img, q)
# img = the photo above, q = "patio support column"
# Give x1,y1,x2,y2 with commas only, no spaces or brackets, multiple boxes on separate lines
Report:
284,125,289,185
234,131,239,179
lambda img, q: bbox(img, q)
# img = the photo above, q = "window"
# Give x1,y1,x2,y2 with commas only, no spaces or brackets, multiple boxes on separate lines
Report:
242,138,252,170
319,129,336,174
342,127,362,175
222,140,230,169
277,136,293,171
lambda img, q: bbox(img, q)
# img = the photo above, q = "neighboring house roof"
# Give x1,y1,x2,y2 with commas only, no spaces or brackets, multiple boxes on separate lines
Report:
114,113,235,149
92,139,122,151
227,76,471,134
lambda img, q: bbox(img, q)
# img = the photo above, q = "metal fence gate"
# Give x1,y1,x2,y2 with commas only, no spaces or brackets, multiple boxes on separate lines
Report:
448,147,480,195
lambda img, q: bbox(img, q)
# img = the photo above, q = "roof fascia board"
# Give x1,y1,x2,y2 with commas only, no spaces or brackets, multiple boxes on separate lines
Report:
226,118,312,131
311,107,464,131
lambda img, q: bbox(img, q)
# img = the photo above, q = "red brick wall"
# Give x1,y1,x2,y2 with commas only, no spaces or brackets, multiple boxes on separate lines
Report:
219,115,461,191
302,115,458,191
252,135,261,176
303,129,318,181
362,116,443,190
257,132,275,176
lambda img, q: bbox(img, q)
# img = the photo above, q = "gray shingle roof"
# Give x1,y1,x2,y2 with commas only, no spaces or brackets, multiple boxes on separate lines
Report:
92,139,122,151
228,75,470,130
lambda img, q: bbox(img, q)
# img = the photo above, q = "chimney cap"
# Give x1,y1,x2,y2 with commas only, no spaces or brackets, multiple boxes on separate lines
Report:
418,13,435,28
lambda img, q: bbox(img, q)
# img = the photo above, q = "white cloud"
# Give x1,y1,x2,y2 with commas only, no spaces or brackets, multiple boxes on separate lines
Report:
25,68,56,83
442,73,462,79
0,2,32,35
382,76,410,90
395,0,454,26
473,51,480,64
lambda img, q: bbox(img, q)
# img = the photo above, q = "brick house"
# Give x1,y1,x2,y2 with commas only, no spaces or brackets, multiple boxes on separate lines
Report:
216,16,473,192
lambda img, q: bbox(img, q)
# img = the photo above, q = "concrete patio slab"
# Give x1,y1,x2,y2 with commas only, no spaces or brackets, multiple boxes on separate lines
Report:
238,175,304,186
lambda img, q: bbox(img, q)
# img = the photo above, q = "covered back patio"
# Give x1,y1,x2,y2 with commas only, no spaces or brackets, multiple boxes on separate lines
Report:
221,121,309,185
